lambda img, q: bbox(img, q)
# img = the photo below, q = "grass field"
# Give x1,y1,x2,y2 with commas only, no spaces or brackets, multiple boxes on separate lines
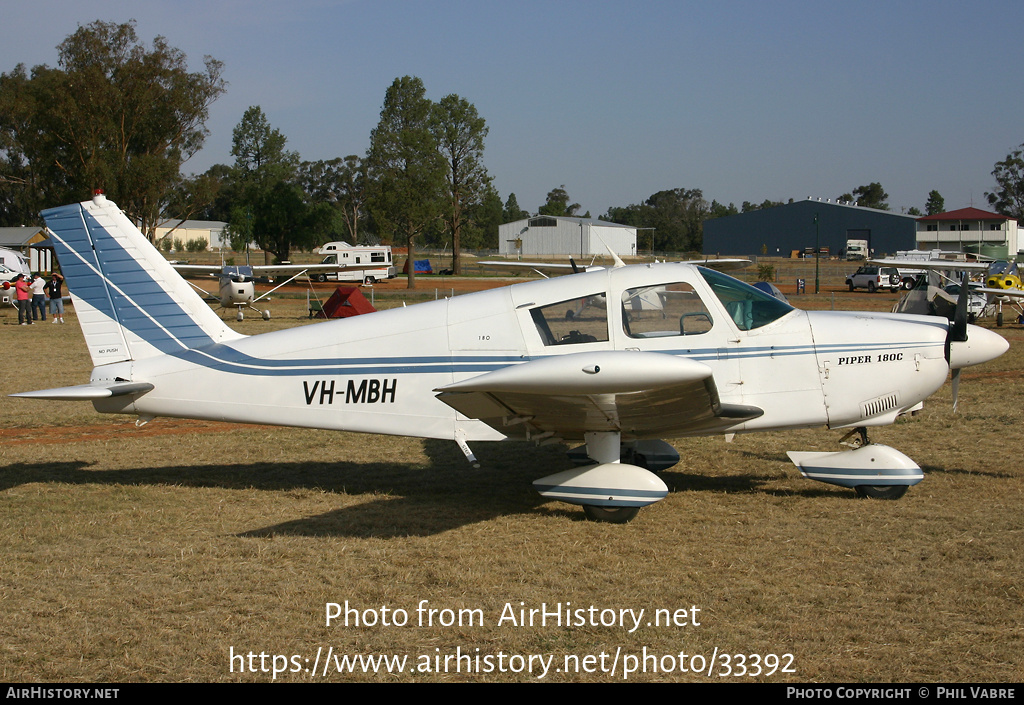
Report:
1,284,1021,682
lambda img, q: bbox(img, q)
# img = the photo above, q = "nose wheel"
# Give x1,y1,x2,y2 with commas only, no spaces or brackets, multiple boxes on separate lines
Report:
854,485,909,500
582,505,640,524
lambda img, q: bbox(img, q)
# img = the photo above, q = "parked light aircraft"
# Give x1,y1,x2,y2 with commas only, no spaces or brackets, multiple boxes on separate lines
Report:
12,195,1010,522
171,261,379,321
872,257,1024,324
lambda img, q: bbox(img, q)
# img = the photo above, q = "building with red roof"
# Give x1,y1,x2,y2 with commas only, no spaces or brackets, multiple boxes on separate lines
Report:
916,207,1018,258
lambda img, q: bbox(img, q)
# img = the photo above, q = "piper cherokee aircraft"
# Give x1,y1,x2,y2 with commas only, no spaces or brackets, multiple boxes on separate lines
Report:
12,194,1010,523
171,260,380,321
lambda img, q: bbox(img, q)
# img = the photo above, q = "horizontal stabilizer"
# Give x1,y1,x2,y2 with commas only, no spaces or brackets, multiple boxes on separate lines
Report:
10,381,153,401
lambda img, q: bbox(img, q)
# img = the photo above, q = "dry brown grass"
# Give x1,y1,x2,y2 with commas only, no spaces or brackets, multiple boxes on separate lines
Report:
0,292,1021,682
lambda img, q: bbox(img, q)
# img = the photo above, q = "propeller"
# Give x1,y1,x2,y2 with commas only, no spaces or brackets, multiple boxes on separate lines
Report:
944,274,970,411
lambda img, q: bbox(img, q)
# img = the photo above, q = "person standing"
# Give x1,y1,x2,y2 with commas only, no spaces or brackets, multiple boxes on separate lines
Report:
29,273,47,321
13,274,31,325
46,271,65,324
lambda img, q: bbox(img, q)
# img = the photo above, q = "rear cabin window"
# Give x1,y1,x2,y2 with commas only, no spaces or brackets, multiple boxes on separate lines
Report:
622,282,713,338
531,295,609,346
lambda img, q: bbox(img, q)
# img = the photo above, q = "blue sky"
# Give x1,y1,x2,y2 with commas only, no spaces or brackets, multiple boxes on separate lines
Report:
3,0,1023,217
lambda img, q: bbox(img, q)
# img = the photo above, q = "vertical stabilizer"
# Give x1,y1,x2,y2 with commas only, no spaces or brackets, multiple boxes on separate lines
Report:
42,193,244,365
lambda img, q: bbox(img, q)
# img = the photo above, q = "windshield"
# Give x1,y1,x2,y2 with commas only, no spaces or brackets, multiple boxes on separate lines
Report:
698,267,794,331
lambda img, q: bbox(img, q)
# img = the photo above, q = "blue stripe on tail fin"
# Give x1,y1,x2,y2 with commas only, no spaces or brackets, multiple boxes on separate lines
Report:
42,194,243,365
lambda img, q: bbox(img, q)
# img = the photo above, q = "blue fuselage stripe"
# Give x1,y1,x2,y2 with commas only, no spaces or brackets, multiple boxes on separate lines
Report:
167,339,936,377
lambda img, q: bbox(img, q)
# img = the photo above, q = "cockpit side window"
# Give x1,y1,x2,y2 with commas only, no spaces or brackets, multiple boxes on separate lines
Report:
531,294,608,346
622,282,713,338
698,267,793,331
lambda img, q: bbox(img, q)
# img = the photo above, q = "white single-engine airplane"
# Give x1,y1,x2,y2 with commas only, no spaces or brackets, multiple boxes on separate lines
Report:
871,257,1024,325
12,195,1010,522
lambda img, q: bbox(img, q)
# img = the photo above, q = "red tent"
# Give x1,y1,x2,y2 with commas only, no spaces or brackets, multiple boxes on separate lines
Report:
311,286,376,319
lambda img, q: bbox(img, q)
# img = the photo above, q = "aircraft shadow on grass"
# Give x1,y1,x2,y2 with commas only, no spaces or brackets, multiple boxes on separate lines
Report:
3,438,985,537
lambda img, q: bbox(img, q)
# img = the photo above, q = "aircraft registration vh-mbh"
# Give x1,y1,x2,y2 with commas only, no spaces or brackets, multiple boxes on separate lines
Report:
13,194,1011,523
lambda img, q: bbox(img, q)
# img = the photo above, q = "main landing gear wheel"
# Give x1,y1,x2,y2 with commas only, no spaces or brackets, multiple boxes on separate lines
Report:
855,485,909,500
582,505,640,524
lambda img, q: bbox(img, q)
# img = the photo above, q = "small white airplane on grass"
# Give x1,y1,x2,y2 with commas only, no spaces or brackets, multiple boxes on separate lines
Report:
871,257,1024,325
171,260,379,321
12,194,1009,523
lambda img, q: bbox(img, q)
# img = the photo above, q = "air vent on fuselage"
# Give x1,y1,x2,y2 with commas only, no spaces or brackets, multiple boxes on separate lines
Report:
861,393,900,419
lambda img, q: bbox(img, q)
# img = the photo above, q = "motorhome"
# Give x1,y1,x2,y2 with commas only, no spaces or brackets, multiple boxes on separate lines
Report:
317,241,396,283
0,247,30,283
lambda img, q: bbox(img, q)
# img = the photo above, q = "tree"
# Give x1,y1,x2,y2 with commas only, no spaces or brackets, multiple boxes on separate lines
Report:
226,106,311,262
252,180,326,262
644,188,707,252
986,145,1024,220
298,155,367,244
539,185,584,217
365,76,446,289
472,185,503,250
708,200,739,219
503,192,528,222
839,182,889,210
231,106,298,182
160,166,231,244
603,188,708,253
741,199,784,212
0,20,225,234
925,190,945,216
431,94,490,275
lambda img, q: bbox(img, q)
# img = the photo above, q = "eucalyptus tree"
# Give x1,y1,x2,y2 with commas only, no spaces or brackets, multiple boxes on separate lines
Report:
986,146,1024,220
602,188,708,253
431,94,490,274
365,76,446,289
539,185,582,217
839,182,889,210
226,106,315,262
0,20,225,234
298,155,367,244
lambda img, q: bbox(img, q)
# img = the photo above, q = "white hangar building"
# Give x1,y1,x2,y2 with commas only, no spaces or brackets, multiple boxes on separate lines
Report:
498,216,637,257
